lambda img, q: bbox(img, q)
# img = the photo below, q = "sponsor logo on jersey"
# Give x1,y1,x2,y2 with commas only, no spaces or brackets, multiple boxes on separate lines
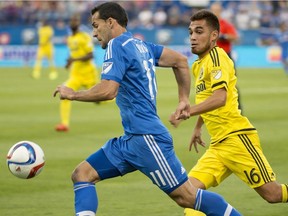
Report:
196,81,206,93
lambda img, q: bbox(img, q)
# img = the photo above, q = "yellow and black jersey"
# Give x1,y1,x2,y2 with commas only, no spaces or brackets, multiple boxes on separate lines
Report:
67,31,94,68
192,46,257,144
38,25,54,48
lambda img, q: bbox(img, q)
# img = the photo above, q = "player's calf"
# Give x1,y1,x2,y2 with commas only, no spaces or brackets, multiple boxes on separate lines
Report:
255,182,288,203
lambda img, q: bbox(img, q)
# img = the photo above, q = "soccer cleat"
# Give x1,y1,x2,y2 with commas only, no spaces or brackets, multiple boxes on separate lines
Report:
55,124,69,132
49,71,58,80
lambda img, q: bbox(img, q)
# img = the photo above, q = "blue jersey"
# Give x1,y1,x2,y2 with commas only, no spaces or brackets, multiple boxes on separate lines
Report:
277,30,288,60
101,32,169,135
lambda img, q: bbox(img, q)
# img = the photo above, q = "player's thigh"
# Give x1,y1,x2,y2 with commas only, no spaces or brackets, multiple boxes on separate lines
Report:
219,134,276,188
85,145,123,181
123,133,188,194
189,148,231,189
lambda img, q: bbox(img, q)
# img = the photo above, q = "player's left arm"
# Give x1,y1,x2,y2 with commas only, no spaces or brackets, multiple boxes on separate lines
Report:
158,47,191,119
53,79,119,102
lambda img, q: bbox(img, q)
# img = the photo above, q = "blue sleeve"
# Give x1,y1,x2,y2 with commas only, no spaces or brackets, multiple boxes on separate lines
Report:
101,39,126,83
145,42,164,66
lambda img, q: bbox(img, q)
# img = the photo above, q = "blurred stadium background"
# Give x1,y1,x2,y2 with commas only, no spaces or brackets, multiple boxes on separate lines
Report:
1,1,288,216
0,0,287,67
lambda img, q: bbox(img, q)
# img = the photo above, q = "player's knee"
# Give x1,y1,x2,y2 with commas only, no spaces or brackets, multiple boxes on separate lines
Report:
71,167,82,183
71,166,93,183
171,190,195,208
174,196,194,208
71,162,94,183
170,180,197,208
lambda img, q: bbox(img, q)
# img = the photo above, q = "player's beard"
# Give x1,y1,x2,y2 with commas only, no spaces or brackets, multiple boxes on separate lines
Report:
191,41,211,57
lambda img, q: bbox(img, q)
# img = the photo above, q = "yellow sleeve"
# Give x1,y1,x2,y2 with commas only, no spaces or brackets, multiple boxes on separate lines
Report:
82,33,94,53
209,50,229,92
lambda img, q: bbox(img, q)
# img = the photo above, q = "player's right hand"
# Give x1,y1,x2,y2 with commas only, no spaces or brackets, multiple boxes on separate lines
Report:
169,112,183,128
53,85,75,100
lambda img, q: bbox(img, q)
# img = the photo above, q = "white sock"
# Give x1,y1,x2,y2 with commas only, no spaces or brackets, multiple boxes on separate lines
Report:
76,211,95,216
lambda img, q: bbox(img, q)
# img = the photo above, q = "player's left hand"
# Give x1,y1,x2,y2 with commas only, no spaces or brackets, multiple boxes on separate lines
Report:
53,85,75,100
189,128,206,153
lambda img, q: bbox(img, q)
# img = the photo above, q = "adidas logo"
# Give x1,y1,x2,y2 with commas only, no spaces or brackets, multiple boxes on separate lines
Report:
181,166,186,174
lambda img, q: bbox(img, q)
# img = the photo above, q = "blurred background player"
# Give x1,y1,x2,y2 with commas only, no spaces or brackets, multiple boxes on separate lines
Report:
210,2,239,58
32,19,58,80
55,14,100,132
210,2,243,111
276,21,288,76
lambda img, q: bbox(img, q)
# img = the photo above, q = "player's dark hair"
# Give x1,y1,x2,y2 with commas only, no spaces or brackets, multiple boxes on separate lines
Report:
91,2,128,28
190,9,220,32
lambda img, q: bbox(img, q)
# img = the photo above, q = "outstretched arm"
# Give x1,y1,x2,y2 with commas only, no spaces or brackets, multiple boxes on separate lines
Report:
53,79,119,102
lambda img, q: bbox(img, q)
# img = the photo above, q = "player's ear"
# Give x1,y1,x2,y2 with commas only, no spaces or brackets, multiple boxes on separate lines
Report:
107,17,114,28
211,30,218,42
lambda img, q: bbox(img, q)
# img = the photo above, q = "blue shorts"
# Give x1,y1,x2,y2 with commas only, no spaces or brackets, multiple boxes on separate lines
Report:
86,133,188,194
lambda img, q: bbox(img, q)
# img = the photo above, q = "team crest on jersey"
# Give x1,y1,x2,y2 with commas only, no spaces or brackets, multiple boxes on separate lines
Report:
198,67,204,80
212,70,222,80
102,62,113,74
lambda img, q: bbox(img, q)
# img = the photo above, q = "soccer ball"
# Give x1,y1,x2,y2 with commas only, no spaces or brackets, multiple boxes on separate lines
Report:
6,141,45,179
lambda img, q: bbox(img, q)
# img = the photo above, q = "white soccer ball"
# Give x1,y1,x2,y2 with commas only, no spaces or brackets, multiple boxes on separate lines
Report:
6,141,45,179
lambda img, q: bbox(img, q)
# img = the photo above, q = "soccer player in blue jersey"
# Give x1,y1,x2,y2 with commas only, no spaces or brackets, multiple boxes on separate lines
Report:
54,2,241,216
276,22,288,76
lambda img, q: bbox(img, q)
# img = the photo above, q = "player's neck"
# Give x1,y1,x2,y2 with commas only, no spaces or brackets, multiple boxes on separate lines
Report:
113,27,127,38
199,45,217,59
72,30,79,35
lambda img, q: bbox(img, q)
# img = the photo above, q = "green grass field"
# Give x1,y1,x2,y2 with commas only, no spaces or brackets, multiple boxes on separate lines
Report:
0,67,287,216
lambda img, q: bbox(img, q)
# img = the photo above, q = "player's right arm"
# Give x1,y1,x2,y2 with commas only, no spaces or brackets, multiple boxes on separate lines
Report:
158,47,191,120
53,79,119,102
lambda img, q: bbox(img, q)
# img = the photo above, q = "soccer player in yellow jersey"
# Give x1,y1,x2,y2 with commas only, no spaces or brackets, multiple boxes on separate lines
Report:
170,10,288,215
32,20,58,80
55,15,100,132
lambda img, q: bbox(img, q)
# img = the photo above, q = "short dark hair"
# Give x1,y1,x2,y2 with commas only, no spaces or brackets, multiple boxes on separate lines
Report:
91,2,128,28
190,9,220,32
